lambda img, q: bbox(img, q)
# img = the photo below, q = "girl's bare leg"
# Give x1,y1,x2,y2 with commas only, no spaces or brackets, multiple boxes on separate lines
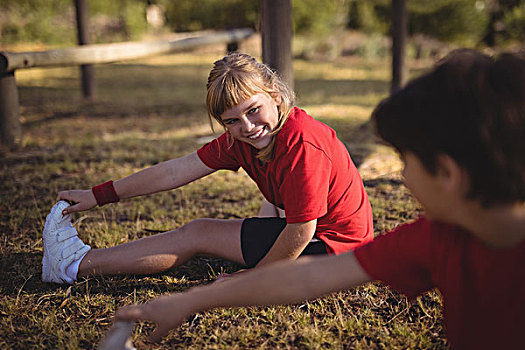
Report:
77,218,244,278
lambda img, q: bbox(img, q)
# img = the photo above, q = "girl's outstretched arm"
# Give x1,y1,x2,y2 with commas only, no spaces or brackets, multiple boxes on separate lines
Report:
116,252,371,342
58,152,214,214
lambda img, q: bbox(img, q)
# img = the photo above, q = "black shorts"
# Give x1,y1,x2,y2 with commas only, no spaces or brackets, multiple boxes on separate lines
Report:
241,217,328,268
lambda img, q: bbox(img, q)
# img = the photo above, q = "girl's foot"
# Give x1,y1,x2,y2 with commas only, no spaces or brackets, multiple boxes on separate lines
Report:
42,201,91,283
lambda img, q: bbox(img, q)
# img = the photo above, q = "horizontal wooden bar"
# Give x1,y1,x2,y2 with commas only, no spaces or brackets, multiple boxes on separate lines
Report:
0,28,253,73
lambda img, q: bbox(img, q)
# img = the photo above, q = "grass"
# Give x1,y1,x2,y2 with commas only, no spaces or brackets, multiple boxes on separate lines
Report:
0,46,447,349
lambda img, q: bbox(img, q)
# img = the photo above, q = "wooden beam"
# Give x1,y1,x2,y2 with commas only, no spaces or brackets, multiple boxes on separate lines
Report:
0,29,254,73
0,29,253,147
261,0,293,88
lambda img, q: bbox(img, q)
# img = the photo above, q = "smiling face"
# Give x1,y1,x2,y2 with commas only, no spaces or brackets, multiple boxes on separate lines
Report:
220,93,281,149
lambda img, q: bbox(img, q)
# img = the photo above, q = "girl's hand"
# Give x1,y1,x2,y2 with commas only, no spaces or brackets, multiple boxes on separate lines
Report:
56,189,97,215
115,294,191,343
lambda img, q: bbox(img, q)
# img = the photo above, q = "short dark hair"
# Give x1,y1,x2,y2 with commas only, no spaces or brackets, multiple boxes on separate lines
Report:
372,49,525,206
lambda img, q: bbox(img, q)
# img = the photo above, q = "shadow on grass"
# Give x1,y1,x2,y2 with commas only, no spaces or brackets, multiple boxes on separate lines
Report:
71,255,244,297
19,87,207,130
0,251,241,297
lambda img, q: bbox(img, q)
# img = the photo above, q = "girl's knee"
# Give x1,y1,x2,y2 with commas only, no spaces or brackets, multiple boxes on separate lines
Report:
178,218,224,243
171,218,243,262
181,218,215,233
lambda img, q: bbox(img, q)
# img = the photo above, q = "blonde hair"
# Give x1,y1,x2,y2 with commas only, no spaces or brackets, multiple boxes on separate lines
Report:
206,53,295,161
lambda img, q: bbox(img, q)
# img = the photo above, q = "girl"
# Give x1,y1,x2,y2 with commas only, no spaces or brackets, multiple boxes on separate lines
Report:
42,53,373,284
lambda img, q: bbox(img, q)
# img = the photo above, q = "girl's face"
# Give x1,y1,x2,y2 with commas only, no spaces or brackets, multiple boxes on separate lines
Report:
220,93,281,149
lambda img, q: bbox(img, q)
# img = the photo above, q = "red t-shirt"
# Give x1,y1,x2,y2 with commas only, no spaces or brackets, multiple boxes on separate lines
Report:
197,107,373,254
354,216,525,350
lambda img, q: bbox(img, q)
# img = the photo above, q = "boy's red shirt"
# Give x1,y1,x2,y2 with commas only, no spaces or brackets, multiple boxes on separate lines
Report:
197,107,373,254
354,216,525,350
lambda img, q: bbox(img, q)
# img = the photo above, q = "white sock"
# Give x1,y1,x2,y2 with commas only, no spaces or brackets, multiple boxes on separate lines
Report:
65,250,88,282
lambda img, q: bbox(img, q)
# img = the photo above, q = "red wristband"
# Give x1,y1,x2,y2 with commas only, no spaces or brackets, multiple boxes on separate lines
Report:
92,180,120,206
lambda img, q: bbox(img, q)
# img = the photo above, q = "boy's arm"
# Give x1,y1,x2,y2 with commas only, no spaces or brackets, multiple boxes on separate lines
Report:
116,252,372,342
58,152,215,214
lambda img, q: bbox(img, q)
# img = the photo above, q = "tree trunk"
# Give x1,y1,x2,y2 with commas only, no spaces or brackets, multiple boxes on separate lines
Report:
391,0,408,94
75,0,95,99
260,0,294,89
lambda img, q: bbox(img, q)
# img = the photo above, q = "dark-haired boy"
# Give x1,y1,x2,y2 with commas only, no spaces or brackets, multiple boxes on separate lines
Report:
116,49,525,349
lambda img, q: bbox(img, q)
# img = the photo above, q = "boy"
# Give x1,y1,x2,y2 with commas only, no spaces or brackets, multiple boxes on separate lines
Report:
116,49,525,349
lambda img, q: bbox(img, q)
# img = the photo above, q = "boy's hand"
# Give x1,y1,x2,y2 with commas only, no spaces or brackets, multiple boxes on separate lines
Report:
115,294,191,343
56,189,97,215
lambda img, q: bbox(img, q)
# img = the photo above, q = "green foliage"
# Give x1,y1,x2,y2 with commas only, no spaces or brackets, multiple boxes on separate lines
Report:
159,0,258,32
348,0,490,45
89,0,149,42
2,0,522,50
159,0,350,36
504,3,525,41
0,0,75,45
292,0,349,36
348,0,390,34
408,0,489,44
292,0,350,59
0,0,149,45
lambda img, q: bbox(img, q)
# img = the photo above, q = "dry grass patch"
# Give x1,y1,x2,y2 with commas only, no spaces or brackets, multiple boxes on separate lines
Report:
1,51,446,349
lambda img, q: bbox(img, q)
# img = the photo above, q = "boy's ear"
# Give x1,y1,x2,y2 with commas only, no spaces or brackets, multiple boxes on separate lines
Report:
436,154,467,194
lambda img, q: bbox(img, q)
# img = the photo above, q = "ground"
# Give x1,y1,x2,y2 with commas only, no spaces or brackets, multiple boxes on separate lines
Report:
0,46,447,349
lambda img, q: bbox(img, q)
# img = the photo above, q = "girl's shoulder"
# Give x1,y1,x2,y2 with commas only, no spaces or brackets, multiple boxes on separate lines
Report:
283,107,326,133
272,108,338,161
281,107,336,141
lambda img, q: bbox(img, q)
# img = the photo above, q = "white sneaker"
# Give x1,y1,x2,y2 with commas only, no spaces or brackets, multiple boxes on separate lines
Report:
42,200,91,284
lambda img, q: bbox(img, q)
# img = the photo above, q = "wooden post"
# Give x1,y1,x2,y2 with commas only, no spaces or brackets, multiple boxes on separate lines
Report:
391,0,408,94
75,0,95,99
260,0,293,89
0,70,21,148
0,29,253,147
227,41,239,54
